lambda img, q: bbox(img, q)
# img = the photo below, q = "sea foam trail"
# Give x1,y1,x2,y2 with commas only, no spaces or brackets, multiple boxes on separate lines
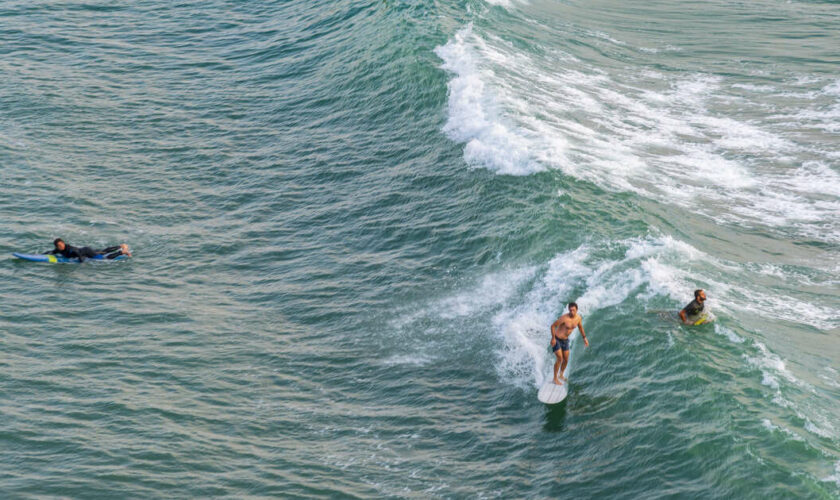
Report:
389,234,839,444
489,236,721,388
435,26,840,242
392,234,836,384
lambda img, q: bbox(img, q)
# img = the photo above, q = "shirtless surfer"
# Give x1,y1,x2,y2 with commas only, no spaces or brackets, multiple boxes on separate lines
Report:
550,302,589,385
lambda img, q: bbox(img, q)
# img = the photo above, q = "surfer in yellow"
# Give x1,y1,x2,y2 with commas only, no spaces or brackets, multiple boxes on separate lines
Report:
678,289,707,324
550,302,588,386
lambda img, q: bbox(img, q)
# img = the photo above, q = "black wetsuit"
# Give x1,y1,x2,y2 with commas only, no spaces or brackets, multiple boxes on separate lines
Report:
46,244,124,262
681,299,705,317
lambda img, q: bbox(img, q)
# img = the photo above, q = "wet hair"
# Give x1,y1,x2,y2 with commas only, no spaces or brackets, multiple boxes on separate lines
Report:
53,238,64,247
568,302,578,310
694,289,703,299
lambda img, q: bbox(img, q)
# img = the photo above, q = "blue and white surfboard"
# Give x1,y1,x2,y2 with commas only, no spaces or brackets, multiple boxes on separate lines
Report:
12,253,129,263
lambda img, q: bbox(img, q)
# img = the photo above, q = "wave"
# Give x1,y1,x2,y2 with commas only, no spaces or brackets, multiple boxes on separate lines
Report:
435,25,840,242
388,232,838,453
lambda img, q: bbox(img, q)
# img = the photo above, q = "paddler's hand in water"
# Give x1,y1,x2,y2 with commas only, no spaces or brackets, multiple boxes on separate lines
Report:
583,337,590,348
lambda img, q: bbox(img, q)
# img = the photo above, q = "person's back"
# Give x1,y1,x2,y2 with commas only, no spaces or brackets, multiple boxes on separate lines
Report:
46,238,131,261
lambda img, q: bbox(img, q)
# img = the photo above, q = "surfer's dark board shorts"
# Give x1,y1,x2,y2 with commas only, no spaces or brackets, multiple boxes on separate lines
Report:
552,338,570,352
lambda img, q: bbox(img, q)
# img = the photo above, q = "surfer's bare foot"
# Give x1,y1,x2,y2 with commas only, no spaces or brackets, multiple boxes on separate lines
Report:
553,378,563,385
559,374,567,381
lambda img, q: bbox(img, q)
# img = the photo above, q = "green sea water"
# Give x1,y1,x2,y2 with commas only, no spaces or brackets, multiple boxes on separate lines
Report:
1,0,838,497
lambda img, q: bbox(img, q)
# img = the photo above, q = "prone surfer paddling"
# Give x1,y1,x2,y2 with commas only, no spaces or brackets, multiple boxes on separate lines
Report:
678,289,706,324
550,302,588,386
46,238,131,262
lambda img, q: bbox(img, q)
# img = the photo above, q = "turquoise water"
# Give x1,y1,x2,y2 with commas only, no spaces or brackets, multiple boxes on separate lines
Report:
1,0,838,497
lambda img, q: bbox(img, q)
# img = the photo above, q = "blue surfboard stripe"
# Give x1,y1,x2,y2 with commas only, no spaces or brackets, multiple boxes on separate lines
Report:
12,252,128,263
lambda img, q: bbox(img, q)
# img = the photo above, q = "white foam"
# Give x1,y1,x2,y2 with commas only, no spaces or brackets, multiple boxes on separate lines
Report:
381,354,433,367
724,285,838,332
714,324,745,344
741,341,838,439
731,83,776,92
436,265,538,319
822,79,840,96
389,264,537,332
761,371,781,389
804,420,833,439
787,78,840,133
590,30,626,46
785,161,840,197
761,418,803,441
435,25,840,242
820,367,840,389
824,461,840,488
482,0,516,7
638,45,681,54
750,342,798,385
435,26,544,176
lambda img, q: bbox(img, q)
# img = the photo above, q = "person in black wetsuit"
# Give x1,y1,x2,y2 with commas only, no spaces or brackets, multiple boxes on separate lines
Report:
679,289,707,324
46,238,132,262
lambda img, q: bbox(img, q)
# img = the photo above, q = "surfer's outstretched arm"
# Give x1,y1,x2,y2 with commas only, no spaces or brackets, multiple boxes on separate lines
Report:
578,321,589,347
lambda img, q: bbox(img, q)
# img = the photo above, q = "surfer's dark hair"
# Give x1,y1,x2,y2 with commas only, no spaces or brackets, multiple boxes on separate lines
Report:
568,301,578,310
694,289,703,299
53,238,64,246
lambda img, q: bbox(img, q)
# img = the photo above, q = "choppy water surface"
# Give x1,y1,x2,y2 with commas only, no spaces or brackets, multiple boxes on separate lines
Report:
1,0,838,497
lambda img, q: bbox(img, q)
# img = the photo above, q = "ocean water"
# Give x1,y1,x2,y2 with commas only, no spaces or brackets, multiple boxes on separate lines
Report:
1,0,838,497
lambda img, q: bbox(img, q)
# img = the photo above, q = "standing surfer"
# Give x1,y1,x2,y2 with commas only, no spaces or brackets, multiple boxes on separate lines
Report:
550,302,589,386
678,289,706,324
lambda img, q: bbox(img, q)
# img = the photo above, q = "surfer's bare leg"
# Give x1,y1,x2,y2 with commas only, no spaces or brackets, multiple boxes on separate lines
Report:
553,350,564,385
559,350,569,381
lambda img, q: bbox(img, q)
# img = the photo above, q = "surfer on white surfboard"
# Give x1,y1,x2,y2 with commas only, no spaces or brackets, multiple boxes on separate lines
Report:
550,302,589,386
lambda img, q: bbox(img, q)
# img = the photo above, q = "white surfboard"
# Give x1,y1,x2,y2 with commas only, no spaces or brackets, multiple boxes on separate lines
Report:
538,379,568,404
